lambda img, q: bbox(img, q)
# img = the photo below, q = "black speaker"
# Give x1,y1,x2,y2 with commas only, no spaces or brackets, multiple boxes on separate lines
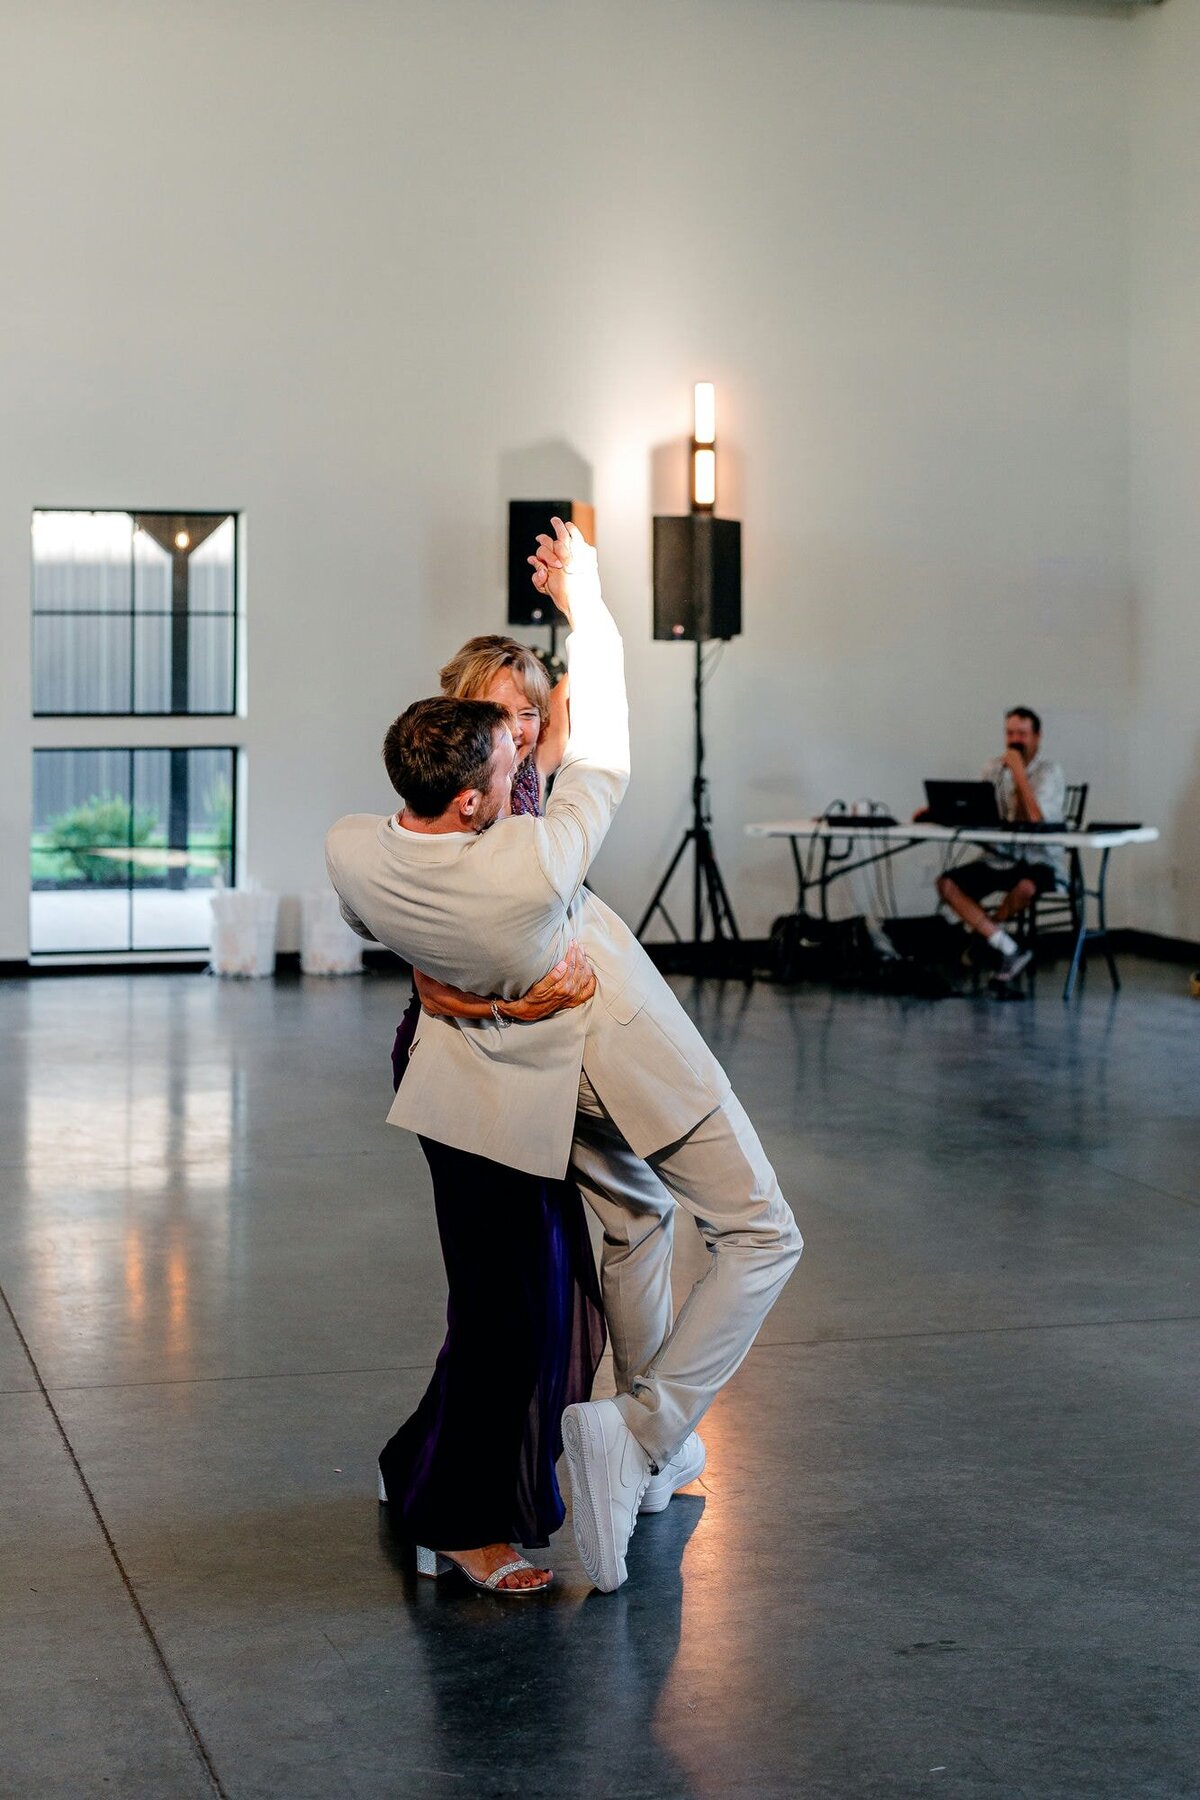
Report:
507,500,595,626
653,514,742,642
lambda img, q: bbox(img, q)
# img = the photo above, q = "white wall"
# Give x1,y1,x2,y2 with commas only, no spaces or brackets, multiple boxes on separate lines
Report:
0,0,1141,959
1130,0,1200,943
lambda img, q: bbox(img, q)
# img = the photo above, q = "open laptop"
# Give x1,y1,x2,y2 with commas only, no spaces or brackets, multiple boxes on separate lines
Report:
923,780,1002,828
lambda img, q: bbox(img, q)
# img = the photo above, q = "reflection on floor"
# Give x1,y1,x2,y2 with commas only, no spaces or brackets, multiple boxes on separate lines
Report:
0,962,1197,1798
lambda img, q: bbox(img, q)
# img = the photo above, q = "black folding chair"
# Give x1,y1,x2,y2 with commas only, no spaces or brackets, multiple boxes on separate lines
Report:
1030,782,1088,938
1022,783,1089,990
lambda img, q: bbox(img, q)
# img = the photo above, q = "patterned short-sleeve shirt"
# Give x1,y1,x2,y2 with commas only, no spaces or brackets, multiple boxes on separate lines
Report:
982,752,1068,885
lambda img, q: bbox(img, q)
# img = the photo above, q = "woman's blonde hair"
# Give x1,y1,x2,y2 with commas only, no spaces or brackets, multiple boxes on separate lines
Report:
438,635,552,732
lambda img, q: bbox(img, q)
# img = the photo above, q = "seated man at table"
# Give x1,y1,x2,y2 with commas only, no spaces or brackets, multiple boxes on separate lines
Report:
934,706,1067,984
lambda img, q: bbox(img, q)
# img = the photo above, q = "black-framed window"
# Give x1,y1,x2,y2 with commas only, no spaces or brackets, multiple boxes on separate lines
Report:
31,747,237,954
32,511,238,716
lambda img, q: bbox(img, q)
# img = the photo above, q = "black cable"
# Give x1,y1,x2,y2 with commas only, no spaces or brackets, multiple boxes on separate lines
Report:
805,801,843,910
805,819,823,893
940,827,977,877
860,803,886,919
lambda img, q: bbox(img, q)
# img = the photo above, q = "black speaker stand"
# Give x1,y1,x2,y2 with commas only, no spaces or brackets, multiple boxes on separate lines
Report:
636,640,743,976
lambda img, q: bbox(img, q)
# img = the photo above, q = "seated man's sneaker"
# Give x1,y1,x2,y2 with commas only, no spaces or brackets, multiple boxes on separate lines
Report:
640,1432,706,1514
562,1399,651,1593
993,944,1033,983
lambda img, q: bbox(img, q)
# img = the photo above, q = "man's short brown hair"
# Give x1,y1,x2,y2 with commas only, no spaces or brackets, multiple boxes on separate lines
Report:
382,697,510,818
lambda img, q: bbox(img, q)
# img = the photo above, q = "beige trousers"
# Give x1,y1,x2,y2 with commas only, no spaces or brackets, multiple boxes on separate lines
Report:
570,1074,803,1469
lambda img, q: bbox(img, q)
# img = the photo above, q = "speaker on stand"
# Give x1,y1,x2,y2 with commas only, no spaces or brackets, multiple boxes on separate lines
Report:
636,386,743,974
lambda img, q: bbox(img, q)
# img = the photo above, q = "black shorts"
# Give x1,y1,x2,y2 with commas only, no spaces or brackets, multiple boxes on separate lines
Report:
944,858,1058,902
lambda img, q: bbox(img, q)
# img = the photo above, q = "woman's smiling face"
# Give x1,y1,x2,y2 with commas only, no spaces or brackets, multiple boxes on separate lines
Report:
483,668,541,761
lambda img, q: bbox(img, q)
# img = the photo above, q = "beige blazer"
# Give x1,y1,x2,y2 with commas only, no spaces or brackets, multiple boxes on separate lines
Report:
325,589,729,1178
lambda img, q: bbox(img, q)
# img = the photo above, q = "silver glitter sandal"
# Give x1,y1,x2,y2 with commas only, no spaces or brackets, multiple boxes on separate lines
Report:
381,1470,551,1594
414,1544,552,1595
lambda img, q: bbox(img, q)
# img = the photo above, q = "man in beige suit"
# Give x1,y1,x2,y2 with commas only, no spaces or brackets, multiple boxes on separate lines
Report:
326,519,802,1592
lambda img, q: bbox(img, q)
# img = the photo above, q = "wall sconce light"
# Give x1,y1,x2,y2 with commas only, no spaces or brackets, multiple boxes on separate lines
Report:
691,382,716,512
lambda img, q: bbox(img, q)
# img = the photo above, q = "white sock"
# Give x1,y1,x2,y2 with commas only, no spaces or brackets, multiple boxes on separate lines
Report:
990,928,1018,956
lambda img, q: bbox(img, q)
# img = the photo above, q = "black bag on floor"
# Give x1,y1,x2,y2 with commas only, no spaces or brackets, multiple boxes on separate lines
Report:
769,910,959,997
880,913,962,968
871,914,961,997
768,910,875,986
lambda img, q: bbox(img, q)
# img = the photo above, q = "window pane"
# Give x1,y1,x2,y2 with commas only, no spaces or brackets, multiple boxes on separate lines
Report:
131,746,234,875
130,750,172,857
130,887,217,951
187,615,234,713
188,516,235,613
32,511,132,614
132,615,172,713
33,510,238,717
32,748,235,955
31,750,137,953
30,858,132,952
130,746,233,949
33,615,132,713
31,841,128,891
189,749,236,851
33,749,133,839
132,526,171,614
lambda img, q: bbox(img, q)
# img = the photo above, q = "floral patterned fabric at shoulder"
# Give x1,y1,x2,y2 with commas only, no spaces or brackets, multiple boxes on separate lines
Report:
511,756,541,817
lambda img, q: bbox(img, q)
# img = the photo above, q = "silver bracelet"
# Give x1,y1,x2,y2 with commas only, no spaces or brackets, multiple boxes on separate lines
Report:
490,999,508,1026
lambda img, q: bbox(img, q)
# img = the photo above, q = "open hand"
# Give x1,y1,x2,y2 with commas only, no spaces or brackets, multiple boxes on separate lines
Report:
527,518,599,630
502,941,596,1022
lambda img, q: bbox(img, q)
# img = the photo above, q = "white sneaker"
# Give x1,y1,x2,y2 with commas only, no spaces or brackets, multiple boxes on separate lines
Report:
639,1433,706,1514
561,1399,652,1593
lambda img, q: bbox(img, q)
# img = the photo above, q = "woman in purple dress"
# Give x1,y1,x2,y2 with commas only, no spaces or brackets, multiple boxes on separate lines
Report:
379,637,606,1595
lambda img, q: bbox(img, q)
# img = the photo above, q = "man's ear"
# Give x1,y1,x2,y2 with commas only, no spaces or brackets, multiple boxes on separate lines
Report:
458,787,481,820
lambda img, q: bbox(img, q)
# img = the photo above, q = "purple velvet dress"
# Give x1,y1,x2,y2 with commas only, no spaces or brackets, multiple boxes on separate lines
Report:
379,755,605,1548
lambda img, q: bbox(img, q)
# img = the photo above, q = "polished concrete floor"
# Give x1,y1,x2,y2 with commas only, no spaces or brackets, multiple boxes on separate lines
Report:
1,960,1197,1799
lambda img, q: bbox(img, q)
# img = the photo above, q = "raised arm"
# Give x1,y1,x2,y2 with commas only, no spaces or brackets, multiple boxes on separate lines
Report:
534,670,571,789
525,518,630,905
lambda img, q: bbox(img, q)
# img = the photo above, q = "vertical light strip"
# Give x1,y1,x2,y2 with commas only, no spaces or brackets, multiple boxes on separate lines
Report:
691,382,717,510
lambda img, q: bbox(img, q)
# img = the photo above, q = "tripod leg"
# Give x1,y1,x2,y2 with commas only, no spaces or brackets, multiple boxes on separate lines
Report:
636,829,695,941
694,827,743,977
704,846,741,942
692,823,740,939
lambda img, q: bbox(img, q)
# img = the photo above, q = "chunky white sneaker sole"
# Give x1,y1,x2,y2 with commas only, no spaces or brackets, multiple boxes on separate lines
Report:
640,1433,707,1514
561,1401,647,1593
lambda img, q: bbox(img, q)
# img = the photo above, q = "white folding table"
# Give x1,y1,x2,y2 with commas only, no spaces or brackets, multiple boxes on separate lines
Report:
745,818,1159,1001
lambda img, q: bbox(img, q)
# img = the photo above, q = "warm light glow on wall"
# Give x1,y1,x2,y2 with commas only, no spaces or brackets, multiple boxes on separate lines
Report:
693,382,716,445
691,382,717,510
692,448,716,509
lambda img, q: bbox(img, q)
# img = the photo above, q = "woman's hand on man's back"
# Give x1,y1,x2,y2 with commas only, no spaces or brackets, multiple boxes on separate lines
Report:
501,941,596,1022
